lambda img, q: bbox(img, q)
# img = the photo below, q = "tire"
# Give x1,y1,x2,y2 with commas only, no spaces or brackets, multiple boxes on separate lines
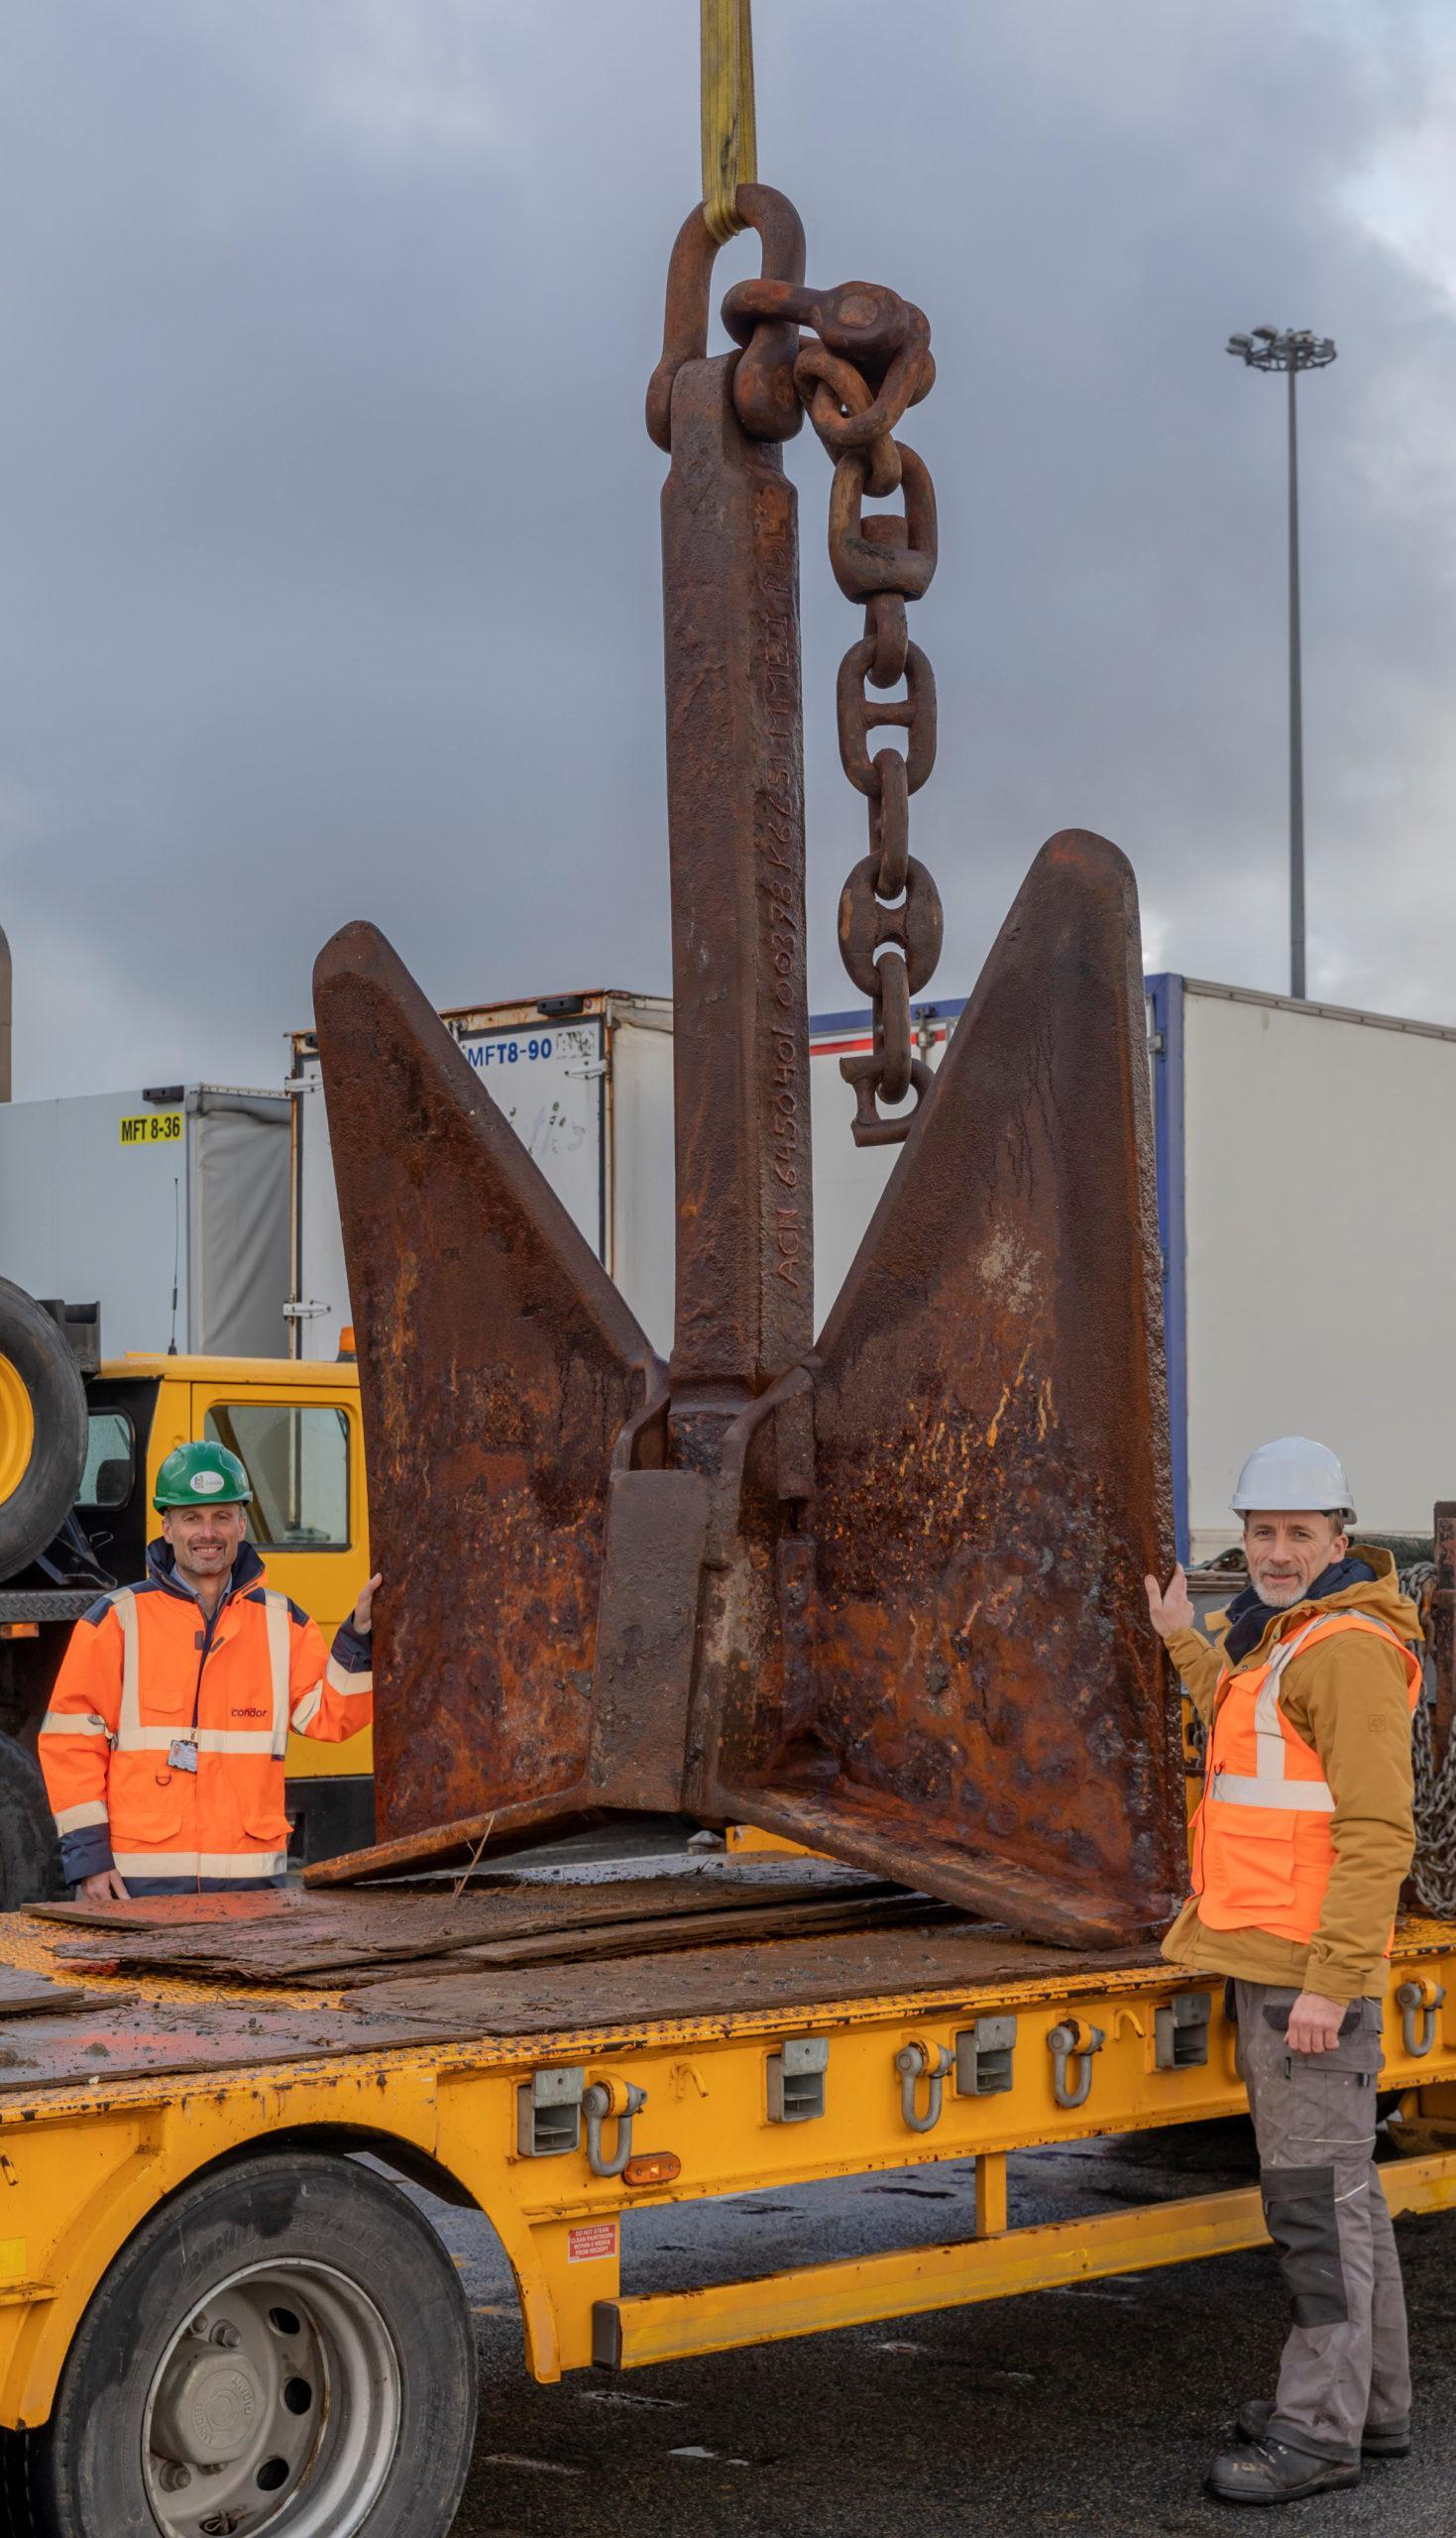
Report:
17,2151,479,2538
0,1733,61,1909
0,1284,87,1585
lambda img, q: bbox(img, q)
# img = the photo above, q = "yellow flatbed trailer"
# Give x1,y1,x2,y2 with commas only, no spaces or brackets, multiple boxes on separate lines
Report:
2,1905,1455,2535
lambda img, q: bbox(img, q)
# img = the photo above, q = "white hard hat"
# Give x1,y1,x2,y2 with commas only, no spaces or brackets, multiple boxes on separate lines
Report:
1230,1436,1355,1519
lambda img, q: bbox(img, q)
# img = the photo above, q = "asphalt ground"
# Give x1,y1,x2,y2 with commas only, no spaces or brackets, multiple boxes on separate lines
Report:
416,2117,1456,2538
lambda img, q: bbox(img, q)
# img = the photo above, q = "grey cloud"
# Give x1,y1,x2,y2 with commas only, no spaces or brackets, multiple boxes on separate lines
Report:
3,0,1454,1099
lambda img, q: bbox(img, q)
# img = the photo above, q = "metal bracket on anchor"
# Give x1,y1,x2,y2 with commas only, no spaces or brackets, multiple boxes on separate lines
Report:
896,2038,954,2134
584,2079,648,2177
1397,1979,1446,2059
1047,2020,1106,2110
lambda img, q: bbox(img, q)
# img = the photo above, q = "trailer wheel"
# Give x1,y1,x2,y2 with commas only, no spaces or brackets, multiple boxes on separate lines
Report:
17,2151,478,2538
0,1283,87,1585
0,1733,61,1908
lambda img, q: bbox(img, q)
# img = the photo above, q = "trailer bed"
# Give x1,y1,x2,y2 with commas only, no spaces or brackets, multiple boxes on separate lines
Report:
2,1871,1455,2498
0,1879,1160,2098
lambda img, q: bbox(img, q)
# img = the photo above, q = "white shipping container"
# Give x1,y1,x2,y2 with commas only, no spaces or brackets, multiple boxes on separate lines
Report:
1149,976,1456,1560
288,995,676,1360
0,1085,291,1358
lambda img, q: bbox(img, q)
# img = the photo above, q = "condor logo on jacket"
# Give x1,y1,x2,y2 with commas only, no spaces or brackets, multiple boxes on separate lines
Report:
39,1540,373,1892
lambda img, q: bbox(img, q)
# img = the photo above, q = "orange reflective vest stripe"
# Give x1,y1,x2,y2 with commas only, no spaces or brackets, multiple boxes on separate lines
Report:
39,1554,372,1886
1189,1608,1421,1945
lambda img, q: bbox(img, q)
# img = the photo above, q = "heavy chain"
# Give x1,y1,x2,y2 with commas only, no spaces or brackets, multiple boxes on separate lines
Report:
1410,1692,1456,1916
650,195,945,1146
722,272,943,1146
821,320,942,1146
1399,1558,1456,1917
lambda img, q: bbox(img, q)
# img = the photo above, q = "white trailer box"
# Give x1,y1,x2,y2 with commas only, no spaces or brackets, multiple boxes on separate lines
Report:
1148,976,1456,1560
289,994,676,1360
0,1085,291,1358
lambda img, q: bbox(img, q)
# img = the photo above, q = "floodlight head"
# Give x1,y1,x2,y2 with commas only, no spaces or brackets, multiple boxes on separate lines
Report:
1253,325,1279,341
1228,333,1253,353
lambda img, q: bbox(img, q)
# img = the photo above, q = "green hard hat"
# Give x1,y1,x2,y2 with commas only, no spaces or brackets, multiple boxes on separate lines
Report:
154,1441,253,1510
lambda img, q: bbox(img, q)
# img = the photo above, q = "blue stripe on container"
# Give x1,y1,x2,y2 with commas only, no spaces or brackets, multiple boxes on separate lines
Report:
1148,974,1188,1563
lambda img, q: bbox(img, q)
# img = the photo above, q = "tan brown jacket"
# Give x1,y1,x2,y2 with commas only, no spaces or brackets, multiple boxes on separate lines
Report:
1161,1547,1419,2003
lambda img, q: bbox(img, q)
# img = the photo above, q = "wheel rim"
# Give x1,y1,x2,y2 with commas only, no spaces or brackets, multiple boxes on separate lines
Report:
141,2258,402,2538
0,1353,35,1508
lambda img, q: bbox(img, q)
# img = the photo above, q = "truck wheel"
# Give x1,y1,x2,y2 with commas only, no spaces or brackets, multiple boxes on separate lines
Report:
18,2151,479,2538
0,1283,87,1586
0,1733,61,1908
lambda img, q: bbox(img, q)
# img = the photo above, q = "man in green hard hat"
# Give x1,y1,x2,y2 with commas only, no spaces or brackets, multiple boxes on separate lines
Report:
39,1441,380,1898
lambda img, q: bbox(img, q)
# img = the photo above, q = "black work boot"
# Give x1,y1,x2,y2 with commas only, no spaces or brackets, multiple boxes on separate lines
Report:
1237,2398,1411,2461
1207,2436,1360,2505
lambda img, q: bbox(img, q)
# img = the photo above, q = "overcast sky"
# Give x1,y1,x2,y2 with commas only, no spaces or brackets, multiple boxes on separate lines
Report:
5,0,1456,1098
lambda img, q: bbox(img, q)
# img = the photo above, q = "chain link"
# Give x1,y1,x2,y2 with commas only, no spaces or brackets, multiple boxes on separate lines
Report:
721,269,942,1144
813,312,940,1143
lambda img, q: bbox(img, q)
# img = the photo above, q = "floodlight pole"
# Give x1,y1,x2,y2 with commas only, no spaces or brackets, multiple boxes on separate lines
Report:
1286,347,1304,1001
1226,325,1336,1002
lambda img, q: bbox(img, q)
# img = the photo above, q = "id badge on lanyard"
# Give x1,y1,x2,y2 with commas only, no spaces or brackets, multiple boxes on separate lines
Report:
168,1738,199,1775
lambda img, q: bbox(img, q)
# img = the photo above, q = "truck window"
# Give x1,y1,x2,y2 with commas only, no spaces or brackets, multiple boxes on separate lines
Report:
78,1411,135,1509
203,1404,351,1550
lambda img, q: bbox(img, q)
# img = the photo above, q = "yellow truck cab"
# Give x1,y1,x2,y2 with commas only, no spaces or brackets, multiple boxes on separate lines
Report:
0,1331,373,1902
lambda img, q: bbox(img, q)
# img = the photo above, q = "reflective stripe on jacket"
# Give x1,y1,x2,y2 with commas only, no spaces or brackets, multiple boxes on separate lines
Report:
39,1540,373,1887
1190,1608,1421,1945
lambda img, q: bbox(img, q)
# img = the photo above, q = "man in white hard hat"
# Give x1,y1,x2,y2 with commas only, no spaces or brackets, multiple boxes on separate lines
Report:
1145,1438,1422,2507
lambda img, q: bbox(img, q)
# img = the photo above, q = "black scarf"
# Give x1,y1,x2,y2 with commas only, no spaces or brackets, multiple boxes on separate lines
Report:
1223,1555,1376,1668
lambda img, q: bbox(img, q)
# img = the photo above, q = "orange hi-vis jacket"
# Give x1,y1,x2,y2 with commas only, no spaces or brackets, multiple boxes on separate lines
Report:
1191,1608,1422,1946
39,1541,373,1891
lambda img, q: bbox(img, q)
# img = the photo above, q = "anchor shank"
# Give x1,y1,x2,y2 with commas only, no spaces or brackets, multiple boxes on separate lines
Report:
661,354,813,1458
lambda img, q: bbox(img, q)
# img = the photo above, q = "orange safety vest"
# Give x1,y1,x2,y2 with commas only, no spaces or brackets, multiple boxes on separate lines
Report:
40,1546,373,1887
1190,1608,1421,1945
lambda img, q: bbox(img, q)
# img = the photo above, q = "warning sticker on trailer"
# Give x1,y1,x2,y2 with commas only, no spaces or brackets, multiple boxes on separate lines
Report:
119,1110,183,1148
567,2222,618,2263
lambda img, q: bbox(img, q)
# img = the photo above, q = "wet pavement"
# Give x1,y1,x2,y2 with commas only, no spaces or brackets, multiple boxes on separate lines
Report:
414,2116,1456,2537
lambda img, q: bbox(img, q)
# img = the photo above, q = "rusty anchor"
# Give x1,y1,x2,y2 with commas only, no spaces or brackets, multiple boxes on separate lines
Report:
309,186,1185,1946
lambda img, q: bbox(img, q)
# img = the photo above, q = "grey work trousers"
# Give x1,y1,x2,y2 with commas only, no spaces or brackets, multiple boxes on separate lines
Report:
1236,1979,1411,2464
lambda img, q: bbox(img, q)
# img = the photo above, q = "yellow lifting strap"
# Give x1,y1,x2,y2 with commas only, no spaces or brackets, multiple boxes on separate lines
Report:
701,0,757,244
